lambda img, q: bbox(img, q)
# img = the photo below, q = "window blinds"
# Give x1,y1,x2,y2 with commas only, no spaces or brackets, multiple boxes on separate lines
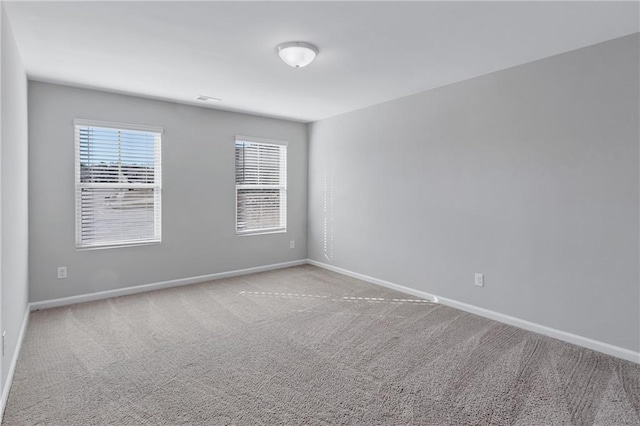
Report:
235,136,287,234
75,120,162,248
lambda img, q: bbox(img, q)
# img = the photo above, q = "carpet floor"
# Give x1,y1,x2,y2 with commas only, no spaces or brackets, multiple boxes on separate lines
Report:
3,265,639,425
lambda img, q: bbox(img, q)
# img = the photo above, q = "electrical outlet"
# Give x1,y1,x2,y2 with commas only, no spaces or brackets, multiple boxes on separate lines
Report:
290,240,295,249
475,273,484,287
57,266,67,279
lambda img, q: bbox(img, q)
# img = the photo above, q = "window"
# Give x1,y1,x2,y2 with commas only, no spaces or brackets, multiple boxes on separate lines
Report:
75,119,162,248
235,136,287,235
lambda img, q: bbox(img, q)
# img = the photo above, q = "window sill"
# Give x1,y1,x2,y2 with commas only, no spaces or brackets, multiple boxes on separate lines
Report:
236,229,287,237
76,241,161,251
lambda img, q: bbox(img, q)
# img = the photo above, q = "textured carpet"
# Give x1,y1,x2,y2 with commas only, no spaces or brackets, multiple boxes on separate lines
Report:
3,265,640,425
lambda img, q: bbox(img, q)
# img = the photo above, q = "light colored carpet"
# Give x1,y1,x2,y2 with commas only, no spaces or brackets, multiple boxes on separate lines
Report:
3,265,640,425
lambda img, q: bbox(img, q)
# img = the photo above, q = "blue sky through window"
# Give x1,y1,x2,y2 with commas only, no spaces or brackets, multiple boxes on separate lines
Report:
79,126,156,167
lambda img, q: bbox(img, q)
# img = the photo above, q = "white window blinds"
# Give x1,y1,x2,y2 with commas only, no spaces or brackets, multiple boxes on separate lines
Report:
235,136,287,234
75,119,162,248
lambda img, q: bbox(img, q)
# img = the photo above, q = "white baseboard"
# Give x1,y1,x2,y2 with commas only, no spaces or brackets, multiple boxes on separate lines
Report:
0,307,30,423
26,257,640,364
30,259,308,311
307,259,441,302
307,259,640,364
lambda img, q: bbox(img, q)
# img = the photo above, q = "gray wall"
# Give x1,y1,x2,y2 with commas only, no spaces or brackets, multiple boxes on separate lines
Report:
1,6,29,388
29,82,308,302
308,34,640,352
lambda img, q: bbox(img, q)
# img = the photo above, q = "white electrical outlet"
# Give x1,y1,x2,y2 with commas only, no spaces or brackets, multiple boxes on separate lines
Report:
290,240,295,249
475,273,484,287
57,266,67,279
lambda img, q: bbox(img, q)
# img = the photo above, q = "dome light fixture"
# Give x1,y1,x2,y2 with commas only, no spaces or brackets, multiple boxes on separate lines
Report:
277,42,318,68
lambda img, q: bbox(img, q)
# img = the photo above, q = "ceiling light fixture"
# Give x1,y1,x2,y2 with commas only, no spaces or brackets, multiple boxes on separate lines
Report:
277,42,318,68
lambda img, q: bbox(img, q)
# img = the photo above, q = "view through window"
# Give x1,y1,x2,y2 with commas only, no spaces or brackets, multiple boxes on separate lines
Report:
235,136,287,234
75,120,162,248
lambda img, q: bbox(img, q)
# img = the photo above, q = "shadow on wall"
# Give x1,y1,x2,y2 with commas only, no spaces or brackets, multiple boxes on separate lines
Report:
323,173,334,262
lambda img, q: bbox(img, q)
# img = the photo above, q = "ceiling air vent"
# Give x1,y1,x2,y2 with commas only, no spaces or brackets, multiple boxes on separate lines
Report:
195,95,222,102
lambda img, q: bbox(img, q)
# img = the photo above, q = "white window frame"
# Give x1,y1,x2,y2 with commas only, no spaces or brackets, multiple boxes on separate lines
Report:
74,119,163,249
235,135,288,236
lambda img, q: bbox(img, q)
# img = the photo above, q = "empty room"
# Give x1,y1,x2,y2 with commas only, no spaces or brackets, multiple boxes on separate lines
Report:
0,1,639,424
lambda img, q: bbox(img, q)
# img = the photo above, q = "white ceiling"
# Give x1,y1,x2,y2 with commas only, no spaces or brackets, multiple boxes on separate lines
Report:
4,1,639,123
